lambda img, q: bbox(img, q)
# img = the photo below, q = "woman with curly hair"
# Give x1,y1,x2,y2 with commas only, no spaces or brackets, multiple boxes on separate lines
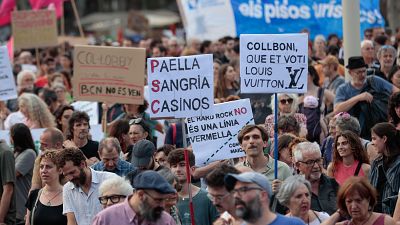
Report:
18,93,56,128
327,130,370,185
388,91,400,129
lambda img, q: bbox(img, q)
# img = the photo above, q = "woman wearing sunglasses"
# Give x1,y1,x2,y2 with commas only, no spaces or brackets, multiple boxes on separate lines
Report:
128,117,153,145
265,93,307,139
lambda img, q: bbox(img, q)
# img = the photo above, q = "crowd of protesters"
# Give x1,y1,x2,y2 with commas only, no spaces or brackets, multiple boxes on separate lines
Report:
1,26,400,225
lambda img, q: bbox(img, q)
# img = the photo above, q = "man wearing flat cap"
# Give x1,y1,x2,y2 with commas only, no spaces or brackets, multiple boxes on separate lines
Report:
224,172,304,225
334,56,399,139
92,170,177,225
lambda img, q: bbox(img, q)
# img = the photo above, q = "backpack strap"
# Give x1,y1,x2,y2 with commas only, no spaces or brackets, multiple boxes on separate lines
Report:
354,161,362,176
31,189,43,225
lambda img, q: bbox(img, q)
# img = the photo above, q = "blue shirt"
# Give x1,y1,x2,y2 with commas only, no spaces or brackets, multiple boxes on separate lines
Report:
91,159,136,177
334,75,392,105
241,214,305,225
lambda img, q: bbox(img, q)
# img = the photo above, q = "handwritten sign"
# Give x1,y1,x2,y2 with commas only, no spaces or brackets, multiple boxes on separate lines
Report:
240,33,308,94
187,99,254,166
0,46,17,101
12,10,58,49
73,45,146,104
71,101,99,125
147,54,214,119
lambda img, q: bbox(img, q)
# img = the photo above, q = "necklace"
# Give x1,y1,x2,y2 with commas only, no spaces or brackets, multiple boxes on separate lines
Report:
350,212,373,225
44,189,62,206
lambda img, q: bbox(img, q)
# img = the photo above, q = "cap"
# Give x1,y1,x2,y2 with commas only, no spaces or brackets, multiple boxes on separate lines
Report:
133,170,176,194
224,172,272,198
303,95,319,108
131,140,155,168
319,55,339,66
346,56,367,69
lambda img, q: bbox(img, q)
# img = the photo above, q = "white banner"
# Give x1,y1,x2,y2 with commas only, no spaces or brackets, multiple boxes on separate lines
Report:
240,33,308,94
0,46,18,101
187,99,254,166
147,54,214,119
177,0,236,41
71,101,99,125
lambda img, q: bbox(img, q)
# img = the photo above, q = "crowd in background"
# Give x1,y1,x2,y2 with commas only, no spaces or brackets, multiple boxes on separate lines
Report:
1,26,400,225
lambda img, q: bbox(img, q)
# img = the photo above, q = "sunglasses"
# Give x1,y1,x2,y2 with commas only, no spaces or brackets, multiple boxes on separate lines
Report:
129,118,143,125
280,98,294,105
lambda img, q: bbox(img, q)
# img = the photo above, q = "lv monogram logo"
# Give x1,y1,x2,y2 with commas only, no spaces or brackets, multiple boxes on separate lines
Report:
285,67,305,89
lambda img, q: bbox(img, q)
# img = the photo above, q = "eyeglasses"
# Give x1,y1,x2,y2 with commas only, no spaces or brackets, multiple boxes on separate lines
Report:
352,69,366,76
98,195,126,204
143,190,166,204
231,186,264,196
129,118,143,125
280,98,293,105
207,192,230,202
298,158,324,167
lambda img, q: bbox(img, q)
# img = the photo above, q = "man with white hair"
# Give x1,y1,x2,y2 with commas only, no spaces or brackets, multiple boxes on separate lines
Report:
3,70,35,129
376,45,396,80
98,176,133,209
293,142,339,215
361,40,376,68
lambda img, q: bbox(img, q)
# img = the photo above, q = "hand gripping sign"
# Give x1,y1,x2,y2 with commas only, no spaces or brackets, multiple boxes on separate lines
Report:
240,33,308,94
187,99,254,166
147,54,214,119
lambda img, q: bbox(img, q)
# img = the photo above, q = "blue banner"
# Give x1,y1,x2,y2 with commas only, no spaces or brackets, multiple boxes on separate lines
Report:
231,0,384,39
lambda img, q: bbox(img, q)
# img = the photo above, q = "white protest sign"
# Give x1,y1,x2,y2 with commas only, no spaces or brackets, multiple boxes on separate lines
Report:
71,101,99,125
147,54,214,119
240,33,308,94
89,124,105,142
187,98,254,166
0,46,18,101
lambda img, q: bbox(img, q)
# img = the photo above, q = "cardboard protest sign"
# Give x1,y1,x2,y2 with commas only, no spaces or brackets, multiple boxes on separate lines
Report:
240,33,308,94
71,101,99,125
12,10,58,49
187,98,254,166
147,54,214,119
0,46,18,101
73,45,146,104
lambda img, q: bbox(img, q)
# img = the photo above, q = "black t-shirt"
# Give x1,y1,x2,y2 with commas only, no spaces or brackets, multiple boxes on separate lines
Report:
25,189,67,225
80,139,100,159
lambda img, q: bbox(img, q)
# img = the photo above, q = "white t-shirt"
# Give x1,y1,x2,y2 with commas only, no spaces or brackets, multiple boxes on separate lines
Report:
309,211,330,225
